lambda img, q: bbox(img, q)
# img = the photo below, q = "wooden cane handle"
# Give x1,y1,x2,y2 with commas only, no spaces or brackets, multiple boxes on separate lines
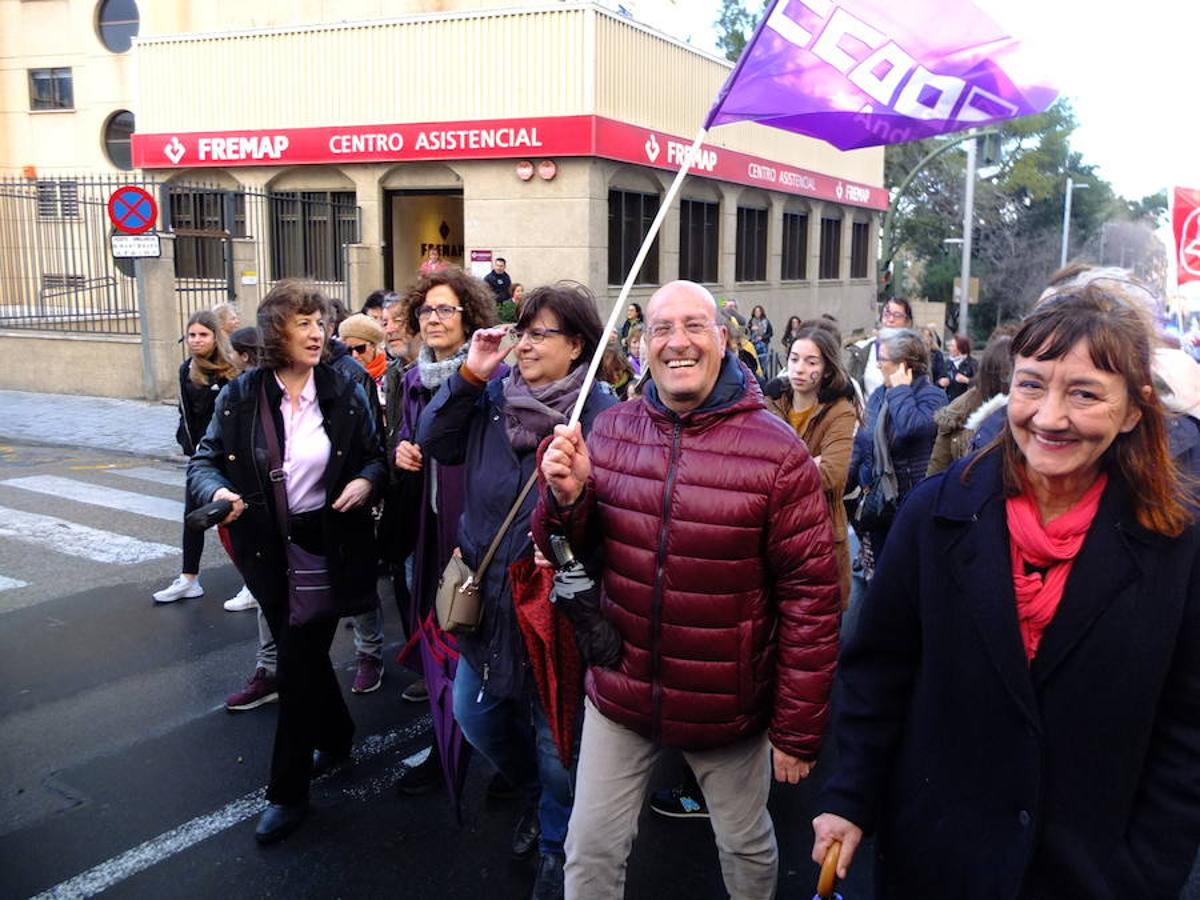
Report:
817,840,841,898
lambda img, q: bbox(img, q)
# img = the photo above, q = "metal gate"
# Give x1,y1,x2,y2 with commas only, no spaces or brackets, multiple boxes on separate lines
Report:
0,176,141,334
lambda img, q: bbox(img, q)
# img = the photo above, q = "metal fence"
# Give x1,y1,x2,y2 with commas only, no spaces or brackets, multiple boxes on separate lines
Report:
0,175,141,334
164,183,359,341
0,175,361,341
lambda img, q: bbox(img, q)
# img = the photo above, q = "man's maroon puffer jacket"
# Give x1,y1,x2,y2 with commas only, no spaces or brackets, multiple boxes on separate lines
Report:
534,375,841,759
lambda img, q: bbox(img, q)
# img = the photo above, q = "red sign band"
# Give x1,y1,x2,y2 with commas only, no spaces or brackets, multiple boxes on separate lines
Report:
131,115,885,210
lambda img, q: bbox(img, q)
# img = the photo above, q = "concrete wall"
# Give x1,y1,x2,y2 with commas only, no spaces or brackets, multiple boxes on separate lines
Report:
0,331,146,398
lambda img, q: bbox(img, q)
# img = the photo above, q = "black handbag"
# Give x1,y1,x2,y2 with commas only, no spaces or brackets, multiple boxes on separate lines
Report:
258,380,374,627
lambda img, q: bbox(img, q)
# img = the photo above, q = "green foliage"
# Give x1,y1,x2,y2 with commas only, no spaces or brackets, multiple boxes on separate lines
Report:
885,99,1164,323
715,0,759,62
497,300,518,324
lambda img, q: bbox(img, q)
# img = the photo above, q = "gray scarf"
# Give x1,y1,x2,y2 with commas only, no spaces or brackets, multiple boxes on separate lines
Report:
871,395,899,502
417,343,469,392
502,365,588,452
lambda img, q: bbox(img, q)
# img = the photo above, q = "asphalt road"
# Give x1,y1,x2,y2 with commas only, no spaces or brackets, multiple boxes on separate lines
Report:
0,440,875,899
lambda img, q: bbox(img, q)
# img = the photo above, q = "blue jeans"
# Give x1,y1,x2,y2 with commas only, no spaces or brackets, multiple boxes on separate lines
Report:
453,658,575,854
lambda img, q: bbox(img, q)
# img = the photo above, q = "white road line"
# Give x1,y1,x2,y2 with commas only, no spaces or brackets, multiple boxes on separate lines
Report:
103,467,187,488
0,476,184,522
0,574,28,591
0,506,177,564
30,717,433,900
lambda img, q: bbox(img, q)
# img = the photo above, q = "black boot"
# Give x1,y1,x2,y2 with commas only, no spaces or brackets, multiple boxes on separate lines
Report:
254,803,308,845
396,747,442,796
511,804,541,859
531,850,565,900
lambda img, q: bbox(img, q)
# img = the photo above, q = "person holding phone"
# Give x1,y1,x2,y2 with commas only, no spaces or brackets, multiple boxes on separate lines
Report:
848,328,946,581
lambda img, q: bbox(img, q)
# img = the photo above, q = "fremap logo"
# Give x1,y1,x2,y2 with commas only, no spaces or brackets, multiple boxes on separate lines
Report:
164,137,186,165
644,133,661,163
835,181,845,200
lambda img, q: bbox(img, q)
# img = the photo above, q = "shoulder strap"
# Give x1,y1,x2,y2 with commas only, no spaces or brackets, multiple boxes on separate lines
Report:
257,378,291,541
472,470,539,582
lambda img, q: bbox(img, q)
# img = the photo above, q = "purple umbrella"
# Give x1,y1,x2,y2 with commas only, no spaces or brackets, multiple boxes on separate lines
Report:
398,611,472,820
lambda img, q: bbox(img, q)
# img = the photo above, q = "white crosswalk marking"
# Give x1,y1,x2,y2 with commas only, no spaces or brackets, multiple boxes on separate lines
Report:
0,574,29,591
103,466,187,488
0,506,177,564
0,475,184,522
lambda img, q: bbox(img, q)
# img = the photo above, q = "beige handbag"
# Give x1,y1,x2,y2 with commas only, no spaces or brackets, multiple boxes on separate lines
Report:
436,471,539,633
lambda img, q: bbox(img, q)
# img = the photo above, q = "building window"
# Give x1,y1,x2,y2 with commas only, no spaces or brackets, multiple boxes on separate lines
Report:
850,221,871,279
735,206,768,282
37,180,79,218
28,68,73,110
169,189,247,279
608,189,660,286
97,0,139,53
678,199,719,283
819,217,842,280
270,191,358,282
103,111,135,170
781,212,809,281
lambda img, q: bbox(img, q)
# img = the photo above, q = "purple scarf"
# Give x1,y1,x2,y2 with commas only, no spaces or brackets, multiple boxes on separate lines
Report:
502,365,587,452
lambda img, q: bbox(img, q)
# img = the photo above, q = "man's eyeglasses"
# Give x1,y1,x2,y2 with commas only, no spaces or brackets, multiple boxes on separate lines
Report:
348,343,371,355
512,327,563,344
880,307,909,323
416,304,463,320
646,320,716,341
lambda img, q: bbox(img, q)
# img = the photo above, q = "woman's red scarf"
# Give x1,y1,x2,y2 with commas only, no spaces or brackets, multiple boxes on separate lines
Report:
364,351,388,383
1005,473,1107,661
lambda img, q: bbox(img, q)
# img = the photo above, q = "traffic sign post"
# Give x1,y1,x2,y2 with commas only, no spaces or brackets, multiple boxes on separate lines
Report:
107,186,158,235
108,186,161,400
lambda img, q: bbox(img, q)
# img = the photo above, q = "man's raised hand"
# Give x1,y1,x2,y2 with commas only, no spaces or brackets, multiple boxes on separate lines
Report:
542,422,590,507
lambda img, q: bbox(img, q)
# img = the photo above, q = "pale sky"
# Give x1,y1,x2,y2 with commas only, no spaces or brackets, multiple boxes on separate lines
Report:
614,0,1200,199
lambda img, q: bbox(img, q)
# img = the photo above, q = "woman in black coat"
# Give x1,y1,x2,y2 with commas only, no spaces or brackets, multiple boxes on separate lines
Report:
813,283,1200,898
154,309,237,604
188,280,386,845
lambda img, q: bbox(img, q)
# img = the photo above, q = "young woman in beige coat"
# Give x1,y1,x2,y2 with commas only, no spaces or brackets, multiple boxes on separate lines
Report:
768,324,861,607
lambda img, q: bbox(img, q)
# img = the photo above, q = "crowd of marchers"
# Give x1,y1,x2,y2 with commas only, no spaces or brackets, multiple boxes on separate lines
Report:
161,255,1200,899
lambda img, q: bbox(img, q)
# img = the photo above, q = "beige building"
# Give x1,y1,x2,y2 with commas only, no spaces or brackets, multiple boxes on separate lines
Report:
0,0,886,399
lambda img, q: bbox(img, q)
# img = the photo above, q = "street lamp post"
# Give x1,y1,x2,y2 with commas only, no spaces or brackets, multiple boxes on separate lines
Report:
959,135,977,337
1060,177,1089,268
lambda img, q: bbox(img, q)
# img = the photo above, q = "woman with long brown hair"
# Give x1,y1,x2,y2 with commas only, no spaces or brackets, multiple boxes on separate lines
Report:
767,324,861,607
154,309,238,604
813,281,1200,897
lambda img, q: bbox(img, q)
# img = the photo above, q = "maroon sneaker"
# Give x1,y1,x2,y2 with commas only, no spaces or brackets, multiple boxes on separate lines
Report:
351,654,384,694
225,668,279,712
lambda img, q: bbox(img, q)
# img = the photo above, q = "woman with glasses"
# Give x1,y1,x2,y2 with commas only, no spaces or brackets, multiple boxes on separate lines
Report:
337,313,387,407
386,267,498,790
418,282,618,898
188,280,385,844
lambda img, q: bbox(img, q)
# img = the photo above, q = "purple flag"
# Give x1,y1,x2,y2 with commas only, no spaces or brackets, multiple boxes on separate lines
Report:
705,0,1057,149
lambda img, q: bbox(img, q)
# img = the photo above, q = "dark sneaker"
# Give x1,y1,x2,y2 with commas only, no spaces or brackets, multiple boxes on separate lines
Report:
396,748,442,796
400,676,428,702
225,668,279,712
649,783,709,819
531,851,565,900
351,654,384,694
511,804,541,859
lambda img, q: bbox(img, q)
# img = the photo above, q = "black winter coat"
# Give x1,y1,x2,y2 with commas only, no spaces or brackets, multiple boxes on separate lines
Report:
175,360,228,456
186,365,386,617
820,451,1200,899
417,371,617,699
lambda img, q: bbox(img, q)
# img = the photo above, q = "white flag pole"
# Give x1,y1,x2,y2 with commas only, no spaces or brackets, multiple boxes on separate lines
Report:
568,126,708,428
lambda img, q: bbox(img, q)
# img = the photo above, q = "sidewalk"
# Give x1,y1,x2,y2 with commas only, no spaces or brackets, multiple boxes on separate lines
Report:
0,390,182,459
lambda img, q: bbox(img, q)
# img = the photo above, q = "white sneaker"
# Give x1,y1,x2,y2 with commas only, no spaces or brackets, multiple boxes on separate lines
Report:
223,585,258,612
153,575,204,604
